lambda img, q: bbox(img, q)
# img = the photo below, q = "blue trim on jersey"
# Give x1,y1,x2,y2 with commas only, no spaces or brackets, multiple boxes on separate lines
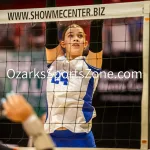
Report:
82,77,94,123
82,59,101,123
46,63,52,122
45,96,48,123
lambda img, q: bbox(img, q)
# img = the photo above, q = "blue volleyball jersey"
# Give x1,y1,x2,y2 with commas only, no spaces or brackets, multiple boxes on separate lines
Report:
44,56,101,133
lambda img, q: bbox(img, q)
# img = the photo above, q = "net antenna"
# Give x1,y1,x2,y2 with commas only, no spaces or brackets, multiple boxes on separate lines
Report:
0,1,149,150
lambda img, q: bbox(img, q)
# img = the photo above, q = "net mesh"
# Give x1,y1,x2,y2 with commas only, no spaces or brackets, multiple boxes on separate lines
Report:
0,1,149,150
93,17,143,148
0,17,143,148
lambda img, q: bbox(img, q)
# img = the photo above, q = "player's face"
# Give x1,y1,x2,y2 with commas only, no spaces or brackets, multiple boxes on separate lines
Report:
61,26,88,59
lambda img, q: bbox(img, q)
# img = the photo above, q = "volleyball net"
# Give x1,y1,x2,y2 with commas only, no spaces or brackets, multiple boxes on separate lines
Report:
0,1,149,150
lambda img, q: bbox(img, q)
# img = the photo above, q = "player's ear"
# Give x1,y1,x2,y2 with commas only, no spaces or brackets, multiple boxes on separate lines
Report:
60,41,65,48
84,40,88,49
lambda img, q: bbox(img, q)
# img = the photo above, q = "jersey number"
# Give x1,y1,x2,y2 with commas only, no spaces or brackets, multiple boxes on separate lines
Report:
51,72,68,85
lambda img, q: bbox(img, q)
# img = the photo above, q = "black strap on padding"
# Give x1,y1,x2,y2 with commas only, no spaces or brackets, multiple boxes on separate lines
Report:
93,0,102,4
45,0,58,49
46,0,55,7
89,0,103,53
89,19,103,53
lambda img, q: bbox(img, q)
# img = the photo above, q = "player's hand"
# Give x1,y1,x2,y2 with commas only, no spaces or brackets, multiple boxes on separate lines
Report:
1,93,34,122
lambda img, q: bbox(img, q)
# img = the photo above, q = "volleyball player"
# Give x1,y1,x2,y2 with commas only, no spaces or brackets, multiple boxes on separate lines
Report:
43,0,103,147
44,20,103,147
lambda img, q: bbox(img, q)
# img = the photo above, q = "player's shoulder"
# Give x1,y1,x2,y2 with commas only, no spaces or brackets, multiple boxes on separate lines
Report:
83,56,102,73
47,55,66,68
85,50,103,69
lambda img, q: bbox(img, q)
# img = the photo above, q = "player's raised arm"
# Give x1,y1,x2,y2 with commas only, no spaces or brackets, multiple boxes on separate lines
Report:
86,20,103,69
45,0,64,64
1,94,55,150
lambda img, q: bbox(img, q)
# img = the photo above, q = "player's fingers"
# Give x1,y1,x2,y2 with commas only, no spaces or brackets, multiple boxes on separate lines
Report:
10,94,21,106
7,93,26,111
12,94,29,111
1,98,8,109
6,93,17,108
17,94,28,105
17,95,34,114
1,98,19,121
1,98,10,115
2,110,7,116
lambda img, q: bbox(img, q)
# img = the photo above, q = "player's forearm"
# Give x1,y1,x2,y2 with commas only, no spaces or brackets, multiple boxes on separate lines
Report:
46,45,64,64
23,114,54,150
45,0,65,64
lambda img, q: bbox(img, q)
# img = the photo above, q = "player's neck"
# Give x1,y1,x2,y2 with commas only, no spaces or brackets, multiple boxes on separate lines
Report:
66,54,80,61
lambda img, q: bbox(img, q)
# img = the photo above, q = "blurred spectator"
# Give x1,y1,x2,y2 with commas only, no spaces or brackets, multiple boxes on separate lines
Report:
28,23,45,50
0,23,45,51
103,17,143,55
0,24,15,50
128,17,143,52
14,24,24,50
